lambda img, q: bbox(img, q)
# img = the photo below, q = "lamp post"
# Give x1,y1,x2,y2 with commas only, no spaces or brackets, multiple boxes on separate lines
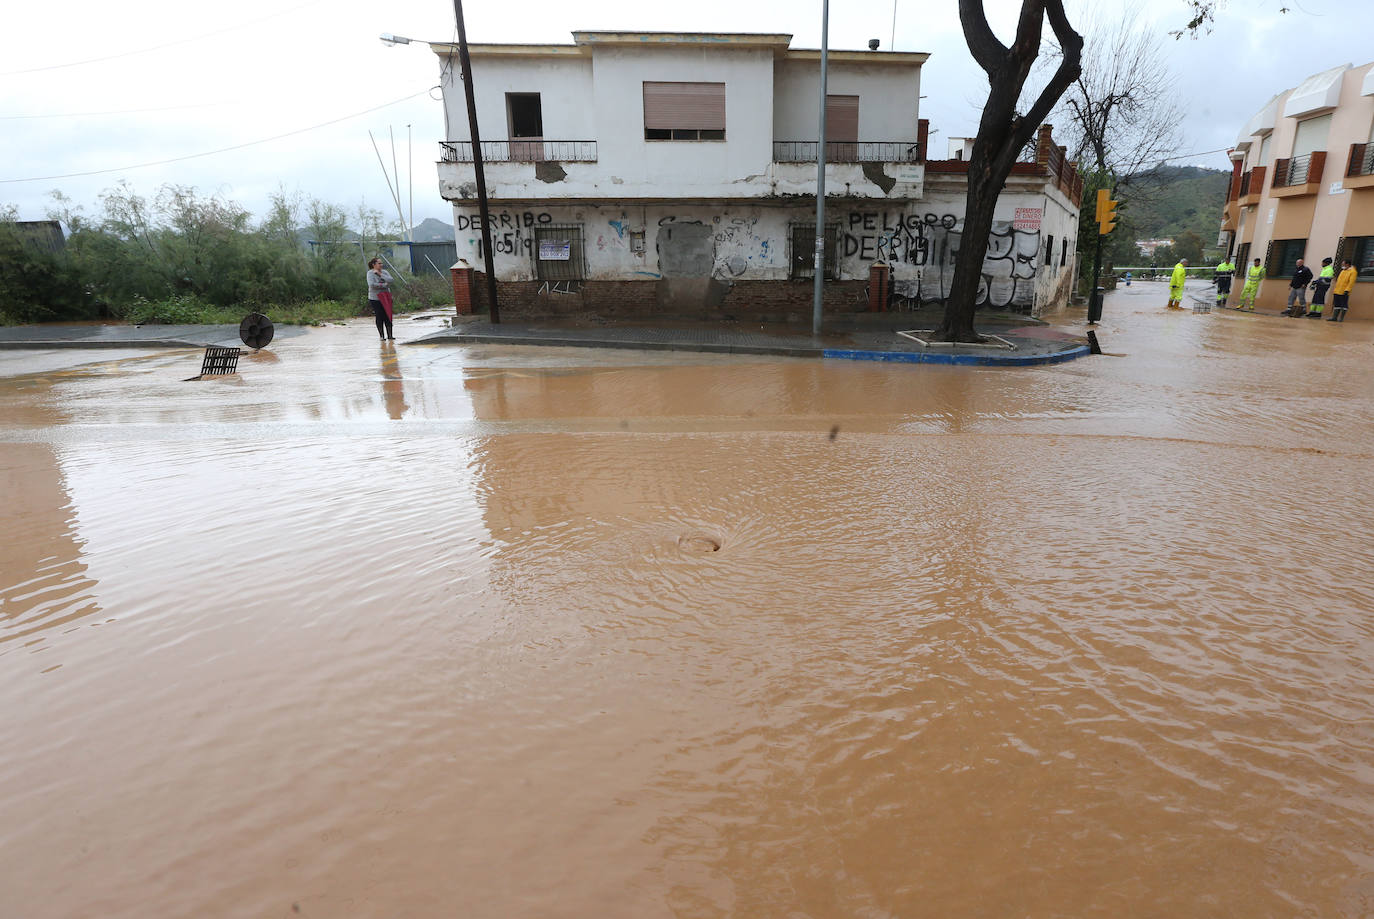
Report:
382,6,501,324
812,0,830,337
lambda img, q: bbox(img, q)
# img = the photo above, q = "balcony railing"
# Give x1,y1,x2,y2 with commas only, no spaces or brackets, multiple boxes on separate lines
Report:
1273,153,1314,187
440,140,597,163
1238,165,1266,202
1349,142,1374,178
773,141,923,163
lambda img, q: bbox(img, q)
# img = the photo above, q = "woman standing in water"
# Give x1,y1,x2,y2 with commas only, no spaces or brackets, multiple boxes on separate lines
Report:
366,257,394,341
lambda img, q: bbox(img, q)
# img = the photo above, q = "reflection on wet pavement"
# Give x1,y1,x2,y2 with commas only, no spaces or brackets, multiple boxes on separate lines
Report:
2,294,1374,918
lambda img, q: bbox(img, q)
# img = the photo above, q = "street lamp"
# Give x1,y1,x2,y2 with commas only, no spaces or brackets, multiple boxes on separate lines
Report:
379,6,502,324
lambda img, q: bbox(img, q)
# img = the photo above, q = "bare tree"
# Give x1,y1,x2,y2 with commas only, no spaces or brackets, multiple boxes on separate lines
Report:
936,1,1082,343
1056,8,1182,189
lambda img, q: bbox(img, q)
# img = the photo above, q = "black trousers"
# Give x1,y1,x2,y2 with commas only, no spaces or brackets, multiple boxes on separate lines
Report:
370,300,393,339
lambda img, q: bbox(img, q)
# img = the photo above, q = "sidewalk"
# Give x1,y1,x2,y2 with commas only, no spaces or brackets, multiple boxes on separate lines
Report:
0,323,307,350
414,309,1092,366
0,311,1090,366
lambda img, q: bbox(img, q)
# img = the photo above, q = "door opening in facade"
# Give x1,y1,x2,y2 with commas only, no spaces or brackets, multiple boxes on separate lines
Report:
507,93,543,161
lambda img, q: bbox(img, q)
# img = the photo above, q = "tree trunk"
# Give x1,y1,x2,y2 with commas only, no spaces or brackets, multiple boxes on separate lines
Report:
936,159,999,342
936,0,1083,343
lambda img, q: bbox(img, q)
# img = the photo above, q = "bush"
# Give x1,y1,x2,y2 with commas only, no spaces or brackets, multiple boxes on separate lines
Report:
118,294,240,325
2,184,457,326
0,223,97,323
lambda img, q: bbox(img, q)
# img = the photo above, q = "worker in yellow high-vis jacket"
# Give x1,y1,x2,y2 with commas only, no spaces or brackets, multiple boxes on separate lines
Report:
1307,258,1334,318
1238,258,1264,311
1214,257,1235,308
1167,259,1189,309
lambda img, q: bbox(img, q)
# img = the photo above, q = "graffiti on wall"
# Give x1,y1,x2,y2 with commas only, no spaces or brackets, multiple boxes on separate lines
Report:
457,211,553,260
712,216,770,279
537,279,583,295
839,210,1041,309
458,207,1055,310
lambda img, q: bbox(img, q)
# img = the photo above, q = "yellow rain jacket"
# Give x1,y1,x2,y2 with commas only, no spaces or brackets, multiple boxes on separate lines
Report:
1333,266,1357,295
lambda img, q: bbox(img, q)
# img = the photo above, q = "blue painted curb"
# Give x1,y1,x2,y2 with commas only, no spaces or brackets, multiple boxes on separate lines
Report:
822,345,1092,366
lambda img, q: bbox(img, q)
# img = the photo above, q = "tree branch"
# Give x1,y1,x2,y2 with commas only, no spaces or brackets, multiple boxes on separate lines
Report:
957,0,1008,74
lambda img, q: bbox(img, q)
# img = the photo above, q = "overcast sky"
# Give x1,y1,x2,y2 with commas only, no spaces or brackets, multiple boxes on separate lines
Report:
2,0,1366,231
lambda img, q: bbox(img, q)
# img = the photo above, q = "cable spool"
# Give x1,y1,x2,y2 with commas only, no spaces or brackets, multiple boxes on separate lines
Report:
239,313,275,349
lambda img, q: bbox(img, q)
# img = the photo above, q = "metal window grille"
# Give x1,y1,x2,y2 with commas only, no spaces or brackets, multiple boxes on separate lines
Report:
1235,242,1250,277
1267,238,1306,277
532,225,585,281
1352,237,1374,279
790,224,839,280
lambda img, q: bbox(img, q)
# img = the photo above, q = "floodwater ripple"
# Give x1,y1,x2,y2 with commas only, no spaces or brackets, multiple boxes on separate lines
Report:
2,308,1374,917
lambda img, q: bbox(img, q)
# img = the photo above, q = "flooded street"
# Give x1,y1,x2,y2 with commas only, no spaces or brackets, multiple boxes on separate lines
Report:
4,282,1374,918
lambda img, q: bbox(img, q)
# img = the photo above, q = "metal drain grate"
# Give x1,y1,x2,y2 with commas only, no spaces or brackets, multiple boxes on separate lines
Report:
199,346,242,375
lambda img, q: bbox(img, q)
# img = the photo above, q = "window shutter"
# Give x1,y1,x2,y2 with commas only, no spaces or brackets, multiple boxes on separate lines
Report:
1264,240,1275,276
825,95,859,143
1334,236,1347,266
643,82,726,131
1292,114,1331,159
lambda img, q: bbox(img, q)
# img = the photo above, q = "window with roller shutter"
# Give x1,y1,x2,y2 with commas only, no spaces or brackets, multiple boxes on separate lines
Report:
643,82,726,141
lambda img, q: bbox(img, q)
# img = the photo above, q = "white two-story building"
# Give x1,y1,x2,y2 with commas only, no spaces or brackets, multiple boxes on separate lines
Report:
432,31,1081,319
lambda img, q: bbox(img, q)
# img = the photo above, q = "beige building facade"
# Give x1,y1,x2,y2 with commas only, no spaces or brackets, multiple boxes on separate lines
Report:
1221,62,1374,317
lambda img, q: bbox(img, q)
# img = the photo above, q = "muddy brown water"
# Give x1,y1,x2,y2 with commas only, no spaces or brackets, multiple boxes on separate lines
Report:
3,290,1374,917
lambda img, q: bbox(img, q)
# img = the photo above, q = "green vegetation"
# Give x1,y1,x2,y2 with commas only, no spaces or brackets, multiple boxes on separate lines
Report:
1121,165,1229,252
0,185,454,326
1074,165,1229,295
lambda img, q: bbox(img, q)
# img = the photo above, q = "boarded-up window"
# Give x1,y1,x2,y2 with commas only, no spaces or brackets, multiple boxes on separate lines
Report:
644,82,725,140
825,95,859,143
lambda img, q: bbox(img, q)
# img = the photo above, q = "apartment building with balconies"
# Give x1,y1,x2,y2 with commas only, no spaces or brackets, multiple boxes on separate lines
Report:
1221,62,1374,318
432,31,1081,319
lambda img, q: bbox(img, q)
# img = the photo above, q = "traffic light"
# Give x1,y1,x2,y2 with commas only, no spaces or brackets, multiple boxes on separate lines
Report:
1096,188,1119,235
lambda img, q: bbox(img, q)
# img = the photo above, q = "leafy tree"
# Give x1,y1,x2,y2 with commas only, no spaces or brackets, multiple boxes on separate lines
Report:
1174,230,1205,264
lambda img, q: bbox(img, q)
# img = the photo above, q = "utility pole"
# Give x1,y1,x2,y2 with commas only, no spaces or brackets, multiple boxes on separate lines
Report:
452,0,500,323
812,0,830,337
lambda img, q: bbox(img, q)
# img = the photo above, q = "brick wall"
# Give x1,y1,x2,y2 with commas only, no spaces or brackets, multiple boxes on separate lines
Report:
475,278,869,321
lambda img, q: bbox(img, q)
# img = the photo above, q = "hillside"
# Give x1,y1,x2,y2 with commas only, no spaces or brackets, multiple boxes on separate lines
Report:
1121,165,1229,246
412,217,455,242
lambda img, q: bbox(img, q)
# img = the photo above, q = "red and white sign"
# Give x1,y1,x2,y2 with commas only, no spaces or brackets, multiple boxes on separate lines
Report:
1013,207,1042,231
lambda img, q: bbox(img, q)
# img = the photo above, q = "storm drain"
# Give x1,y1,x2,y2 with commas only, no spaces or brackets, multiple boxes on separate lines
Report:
199,346,242,376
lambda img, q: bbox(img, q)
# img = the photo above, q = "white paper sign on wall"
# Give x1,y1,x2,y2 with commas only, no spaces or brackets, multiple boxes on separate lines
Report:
1329,181,1346,195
